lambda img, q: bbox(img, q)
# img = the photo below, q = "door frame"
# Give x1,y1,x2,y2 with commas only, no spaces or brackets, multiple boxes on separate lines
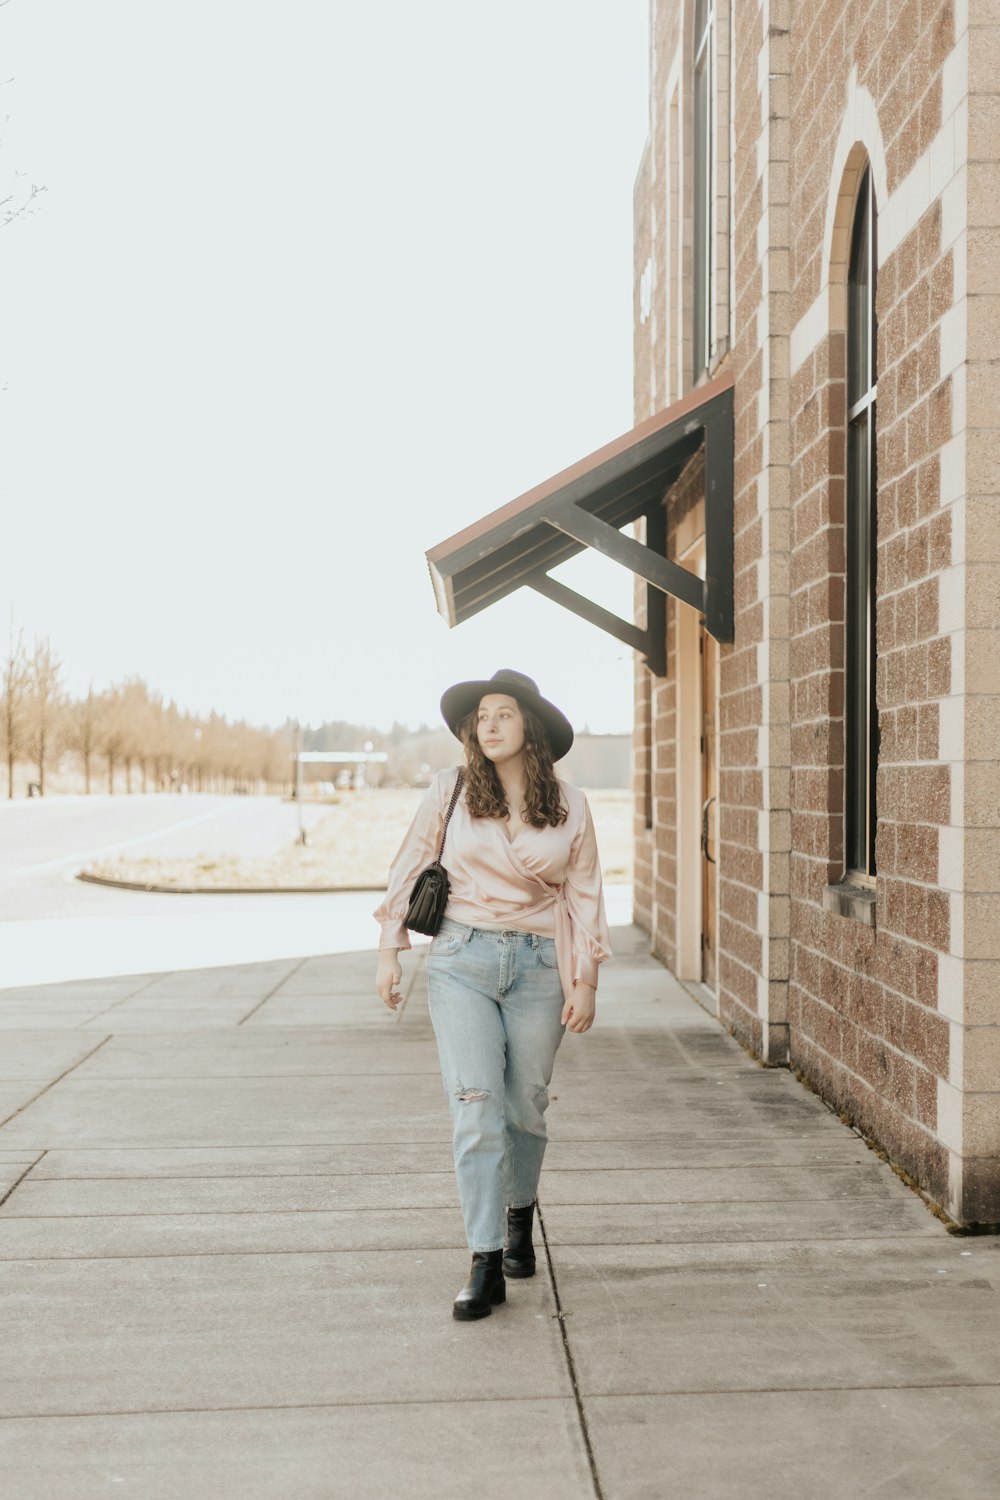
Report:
674,535,719,995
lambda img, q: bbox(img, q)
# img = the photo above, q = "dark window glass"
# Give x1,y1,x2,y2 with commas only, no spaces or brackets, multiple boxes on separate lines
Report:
847,181,871,407
693,0,713,380
845,167,878,877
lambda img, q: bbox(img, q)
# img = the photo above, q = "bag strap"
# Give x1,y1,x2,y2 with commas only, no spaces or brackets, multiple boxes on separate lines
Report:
435,768,465,863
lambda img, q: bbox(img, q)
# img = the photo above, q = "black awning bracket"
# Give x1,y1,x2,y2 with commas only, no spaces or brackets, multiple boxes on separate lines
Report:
527,573,650,656
701,384,735,646
527,523,666,677
544,499,705,616
426,371,734,678
532,384,733,672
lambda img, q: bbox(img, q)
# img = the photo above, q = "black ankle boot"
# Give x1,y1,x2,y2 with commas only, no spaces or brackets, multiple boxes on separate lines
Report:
453,1249,506,1321
502,1201,537,1278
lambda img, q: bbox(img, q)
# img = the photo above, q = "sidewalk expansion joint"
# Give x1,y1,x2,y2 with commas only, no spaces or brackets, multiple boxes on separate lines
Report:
0,1138,458,1151
237,955,312,1024
29,1170,459,1182
0,1229,966,1260
80,973,171,1025
538,1201,606,1500
0,1393,584,1421
0,1150,48,1211
0,1246,474,1261
43,1071,444,1083
564,1380,1000,1399
0,1036,112,1133
0,1205,468,1219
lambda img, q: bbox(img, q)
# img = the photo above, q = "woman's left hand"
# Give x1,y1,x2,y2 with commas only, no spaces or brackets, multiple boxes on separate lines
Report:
561,981,596,1034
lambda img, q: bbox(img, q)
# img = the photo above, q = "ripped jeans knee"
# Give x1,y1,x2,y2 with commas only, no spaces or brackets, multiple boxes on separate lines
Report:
456,1084,491,1103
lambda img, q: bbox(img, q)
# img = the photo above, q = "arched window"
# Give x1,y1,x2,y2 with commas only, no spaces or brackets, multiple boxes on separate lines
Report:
692,0,714,380
845,166,878,877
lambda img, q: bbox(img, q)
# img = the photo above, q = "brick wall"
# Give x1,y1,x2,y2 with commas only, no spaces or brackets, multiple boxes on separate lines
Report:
719,0,790,1060
957,0,1000,1219
783,0,962,1213
633,0,996,1221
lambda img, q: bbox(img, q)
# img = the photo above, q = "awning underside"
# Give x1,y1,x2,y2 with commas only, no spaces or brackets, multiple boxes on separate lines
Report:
427,371,734,676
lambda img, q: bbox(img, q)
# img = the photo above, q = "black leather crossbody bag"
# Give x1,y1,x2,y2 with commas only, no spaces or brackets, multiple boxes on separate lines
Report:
403,769,465,937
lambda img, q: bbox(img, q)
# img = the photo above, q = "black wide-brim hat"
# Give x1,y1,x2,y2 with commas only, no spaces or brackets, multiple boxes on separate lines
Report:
440,668,575,762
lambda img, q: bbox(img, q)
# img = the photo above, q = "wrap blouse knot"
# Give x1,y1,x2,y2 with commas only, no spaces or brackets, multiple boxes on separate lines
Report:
374,767,612,1002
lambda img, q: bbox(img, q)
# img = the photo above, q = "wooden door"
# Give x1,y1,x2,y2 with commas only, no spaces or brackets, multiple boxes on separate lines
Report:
700,625,718,990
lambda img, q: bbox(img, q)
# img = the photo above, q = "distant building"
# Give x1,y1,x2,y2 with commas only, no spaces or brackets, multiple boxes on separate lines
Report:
560,733,632,790
428,2,999,1227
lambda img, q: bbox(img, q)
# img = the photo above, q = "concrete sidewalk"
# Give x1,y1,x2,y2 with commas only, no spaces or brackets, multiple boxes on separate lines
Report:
0,925,998,1498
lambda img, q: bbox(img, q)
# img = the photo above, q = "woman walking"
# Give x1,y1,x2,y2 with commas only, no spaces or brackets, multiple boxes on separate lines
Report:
374,669,611,1321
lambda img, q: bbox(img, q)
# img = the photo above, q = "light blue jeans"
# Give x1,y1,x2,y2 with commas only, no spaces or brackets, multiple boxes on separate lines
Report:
426,916,567,1252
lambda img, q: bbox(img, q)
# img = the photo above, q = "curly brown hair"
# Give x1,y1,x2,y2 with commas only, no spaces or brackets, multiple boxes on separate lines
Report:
458,701,568,829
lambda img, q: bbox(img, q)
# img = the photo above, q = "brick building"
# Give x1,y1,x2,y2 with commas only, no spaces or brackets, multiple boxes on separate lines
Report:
428,0,999,1226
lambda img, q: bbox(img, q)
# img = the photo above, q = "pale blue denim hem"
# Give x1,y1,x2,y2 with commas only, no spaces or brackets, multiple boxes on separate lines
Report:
426,917,566,1253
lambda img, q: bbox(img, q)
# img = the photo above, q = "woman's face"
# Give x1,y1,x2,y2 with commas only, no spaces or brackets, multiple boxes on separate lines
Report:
476,694,526,765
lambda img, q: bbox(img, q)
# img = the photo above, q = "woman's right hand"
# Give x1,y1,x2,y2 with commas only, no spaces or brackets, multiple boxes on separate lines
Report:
375,951,403,1009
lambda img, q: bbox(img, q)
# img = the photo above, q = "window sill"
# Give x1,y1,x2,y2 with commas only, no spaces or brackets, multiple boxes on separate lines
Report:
822,880,876,927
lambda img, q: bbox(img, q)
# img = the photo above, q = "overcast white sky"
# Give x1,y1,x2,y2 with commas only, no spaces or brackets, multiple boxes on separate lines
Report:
1,1,649,735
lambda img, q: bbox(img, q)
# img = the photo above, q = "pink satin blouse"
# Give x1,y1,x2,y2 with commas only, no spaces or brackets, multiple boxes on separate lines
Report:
374,767,612,1000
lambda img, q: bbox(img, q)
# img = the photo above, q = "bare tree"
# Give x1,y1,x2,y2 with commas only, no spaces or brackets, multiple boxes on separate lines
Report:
25,635,62,794
63,681,100,793
0,616,29,797
0,3,48,234
97,685,128,794
117,677,153,793
0,166,45,229
138,686,164,791
1,609,307,797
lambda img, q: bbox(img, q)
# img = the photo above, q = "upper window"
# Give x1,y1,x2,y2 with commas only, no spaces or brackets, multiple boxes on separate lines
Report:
845,166,878,878
692,0,714,380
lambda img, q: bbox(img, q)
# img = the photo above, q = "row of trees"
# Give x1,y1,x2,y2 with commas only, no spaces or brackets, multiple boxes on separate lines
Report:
1,623,295,798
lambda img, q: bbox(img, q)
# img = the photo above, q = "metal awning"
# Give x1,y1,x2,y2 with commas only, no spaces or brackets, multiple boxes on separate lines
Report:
426,369,734,676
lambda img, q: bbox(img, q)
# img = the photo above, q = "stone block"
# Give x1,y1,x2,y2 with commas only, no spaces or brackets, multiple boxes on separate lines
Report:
963,1024,1000,1090
965,827,1000,888
964,960,1000,1022
964,762,1000,827
966,227,1000,293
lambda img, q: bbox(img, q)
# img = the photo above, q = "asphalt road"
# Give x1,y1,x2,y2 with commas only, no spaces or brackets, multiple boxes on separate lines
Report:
0,794,375,989
0,793,633,992
0,792,331,895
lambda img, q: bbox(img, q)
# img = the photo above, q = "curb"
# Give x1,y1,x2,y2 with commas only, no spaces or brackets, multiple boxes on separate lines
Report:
75,871,385,896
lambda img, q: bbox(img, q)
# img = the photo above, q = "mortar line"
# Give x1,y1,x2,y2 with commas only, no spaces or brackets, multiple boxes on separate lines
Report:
538,1201,606,1500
